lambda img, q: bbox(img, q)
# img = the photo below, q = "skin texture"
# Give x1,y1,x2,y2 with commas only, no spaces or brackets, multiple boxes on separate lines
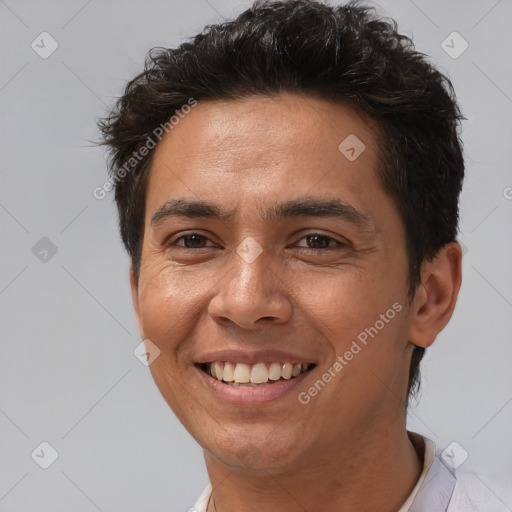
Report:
130,93,462,512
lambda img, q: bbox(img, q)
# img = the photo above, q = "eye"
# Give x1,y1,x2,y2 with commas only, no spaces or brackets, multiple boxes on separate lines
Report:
165,232,345,251
168,233,217,249
294,233,346,250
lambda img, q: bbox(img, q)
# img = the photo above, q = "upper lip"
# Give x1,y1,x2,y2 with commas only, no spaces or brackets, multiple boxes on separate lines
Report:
195,349,317,365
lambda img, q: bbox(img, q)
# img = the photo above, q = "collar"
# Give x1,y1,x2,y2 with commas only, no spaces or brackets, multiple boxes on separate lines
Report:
398,431,457,512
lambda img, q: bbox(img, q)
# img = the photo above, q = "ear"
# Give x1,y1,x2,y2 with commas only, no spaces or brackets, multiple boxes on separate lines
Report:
130,267,144,339
408,242,462,348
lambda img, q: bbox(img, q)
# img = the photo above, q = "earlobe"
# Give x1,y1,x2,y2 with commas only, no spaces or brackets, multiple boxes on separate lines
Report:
130,267,144,338
408,242,462,348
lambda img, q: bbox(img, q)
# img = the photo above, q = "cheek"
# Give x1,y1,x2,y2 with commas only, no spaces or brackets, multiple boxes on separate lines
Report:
137,267,205,350
297,268,408,397
296,267,401,345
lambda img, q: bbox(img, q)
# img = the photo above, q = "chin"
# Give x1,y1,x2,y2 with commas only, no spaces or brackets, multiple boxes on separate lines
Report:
202,425,308,473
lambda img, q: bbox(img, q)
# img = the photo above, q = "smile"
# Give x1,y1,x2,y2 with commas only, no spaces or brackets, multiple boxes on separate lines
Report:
199,361,315,386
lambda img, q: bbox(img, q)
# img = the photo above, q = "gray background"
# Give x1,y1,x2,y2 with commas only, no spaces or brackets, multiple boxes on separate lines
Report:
1,0,511,510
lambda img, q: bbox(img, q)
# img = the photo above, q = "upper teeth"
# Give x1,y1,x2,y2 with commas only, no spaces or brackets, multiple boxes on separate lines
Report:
207,361,312,384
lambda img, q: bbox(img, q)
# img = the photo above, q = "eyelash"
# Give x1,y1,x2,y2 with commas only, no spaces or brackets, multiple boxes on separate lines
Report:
167,232,347,250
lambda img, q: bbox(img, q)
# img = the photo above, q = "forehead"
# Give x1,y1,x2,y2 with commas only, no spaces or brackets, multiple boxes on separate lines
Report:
146,94,382,217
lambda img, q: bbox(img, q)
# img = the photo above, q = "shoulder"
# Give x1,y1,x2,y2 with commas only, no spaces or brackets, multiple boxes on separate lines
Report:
408,432,510,512
449,469,511,512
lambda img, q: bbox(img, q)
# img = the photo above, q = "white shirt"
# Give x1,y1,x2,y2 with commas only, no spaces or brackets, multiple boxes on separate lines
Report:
191,432,510,511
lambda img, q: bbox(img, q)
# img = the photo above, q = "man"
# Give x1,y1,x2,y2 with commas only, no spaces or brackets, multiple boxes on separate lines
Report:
98,1,505,510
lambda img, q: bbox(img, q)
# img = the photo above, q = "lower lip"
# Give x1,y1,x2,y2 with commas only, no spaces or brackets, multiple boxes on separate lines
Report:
195,366,313,405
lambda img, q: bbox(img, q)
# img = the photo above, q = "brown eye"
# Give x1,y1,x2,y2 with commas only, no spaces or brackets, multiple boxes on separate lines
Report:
306,234,332,249
183,234,206,248
172,234,214,248
296,234,344,250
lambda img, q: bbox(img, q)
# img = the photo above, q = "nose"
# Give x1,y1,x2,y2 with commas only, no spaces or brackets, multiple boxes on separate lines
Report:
208,250,293,329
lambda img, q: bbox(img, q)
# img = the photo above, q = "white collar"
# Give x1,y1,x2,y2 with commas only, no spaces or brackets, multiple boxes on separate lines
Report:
400,432,456,511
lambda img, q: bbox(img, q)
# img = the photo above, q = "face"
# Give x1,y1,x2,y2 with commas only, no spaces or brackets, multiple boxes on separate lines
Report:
131,93,416,471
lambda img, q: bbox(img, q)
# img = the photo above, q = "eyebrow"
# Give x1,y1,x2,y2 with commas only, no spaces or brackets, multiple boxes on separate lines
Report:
150,197,374,231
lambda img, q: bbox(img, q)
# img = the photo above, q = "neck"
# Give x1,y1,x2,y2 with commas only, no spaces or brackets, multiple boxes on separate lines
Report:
204,424,423,512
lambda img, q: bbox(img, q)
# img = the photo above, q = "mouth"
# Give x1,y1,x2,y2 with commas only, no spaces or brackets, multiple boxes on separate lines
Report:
197,361,316,387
